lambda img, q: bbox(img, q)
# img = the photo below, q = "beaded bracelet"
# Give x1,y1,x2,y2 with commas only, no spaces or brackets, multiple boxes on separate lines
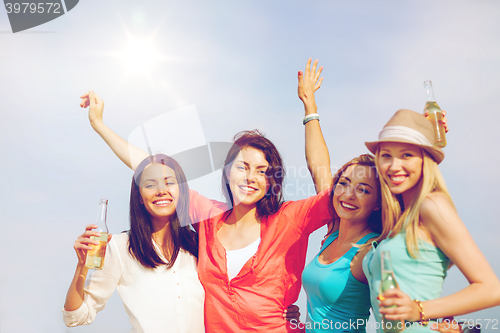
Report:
413,299,429,325
303,113,320,125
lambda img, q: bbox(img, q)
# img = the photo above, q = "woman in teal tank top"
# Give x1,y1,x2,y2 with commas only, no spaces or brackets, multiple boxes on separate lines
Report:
361,109,500,332
362,231,450,332
302,230,379,332
293,59,383,332
300,155,381,332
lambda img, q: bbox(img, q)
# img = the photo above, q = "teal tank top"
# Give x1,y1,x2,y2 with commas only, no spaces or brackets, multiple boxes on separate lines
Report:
362,232,450,332
302,231,379,333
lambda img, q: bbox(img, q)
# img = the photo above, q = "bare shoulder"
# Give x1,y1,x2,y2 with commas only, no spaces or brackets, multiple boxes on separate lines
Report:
419,192,464,243
421,191,453,210
420,192,456,223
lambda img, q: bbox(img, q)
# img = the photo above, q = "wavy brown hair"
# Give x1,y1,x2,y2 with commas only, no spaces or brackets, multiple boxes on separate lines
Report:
221,130,285,216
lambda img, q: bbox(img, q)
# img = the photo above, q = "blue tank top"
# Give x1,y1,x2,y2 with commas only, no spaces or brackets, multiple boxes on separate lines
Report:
362,232,450,332
302,231,379,333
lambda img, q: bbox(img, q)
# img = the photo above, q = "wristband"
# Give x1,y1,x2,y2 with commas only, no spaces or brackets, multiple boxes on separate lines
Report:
303,114,319,125
413,299,429,325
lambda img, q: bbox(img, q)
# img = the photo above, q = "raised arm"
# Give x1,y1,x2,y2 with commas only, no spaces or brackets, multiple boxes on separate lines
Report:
80,91,148,170
298,59,332,193
379,193,500,323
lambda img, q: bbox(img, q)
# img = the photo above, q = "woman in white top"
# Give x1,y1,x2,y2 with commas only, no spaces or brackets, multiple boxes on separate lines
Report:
63,154,205,333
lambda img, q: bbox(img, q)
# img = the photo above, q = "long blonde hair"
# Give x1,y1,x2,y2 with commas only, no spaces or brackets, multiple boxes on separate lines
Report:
376,148,455,258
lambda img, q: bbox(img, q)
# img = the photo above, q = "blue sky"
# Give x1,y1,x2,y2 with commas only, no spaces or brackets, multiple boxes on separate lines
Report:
1,0,499,331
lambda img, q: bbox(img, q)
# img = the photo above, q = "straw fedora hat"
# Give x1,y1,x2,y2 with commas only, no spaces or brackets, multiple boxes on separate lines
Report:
365,109,444,164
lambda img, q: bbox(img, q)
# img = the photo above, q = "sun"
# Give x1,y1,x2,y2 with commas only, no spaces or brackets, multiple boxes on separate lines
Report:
112,35,166,75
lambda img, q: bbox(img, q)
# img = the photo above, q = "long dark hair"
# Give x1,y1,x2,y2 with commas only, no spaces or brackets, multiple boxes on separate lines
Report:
328,154,382,234
128,154,198,269
221,130,285,216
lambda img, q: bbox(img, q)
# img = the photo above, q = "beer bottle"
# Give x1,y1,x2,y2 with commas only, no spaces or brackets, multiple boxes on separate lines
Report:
85,199,109,269
423,80,447,148
379,251,405,332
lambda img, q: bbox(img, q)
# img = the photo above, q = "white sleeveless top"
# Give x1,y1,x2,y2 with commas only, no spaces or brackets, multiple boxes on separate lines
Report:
226,237,261,280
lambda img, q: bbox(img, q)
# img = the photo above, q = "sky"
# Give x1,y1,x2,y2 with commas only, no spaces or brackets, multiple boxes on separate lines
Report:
1,0,499,332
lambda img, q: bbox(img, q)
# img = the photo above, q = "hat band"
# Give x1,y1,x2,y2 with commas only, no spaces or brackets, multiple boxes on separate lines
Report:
379,126,433,146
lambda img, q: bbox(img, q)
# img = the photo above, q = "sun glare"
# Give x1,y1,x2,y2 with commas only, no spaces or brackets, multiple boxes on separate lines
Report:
114,36,165,75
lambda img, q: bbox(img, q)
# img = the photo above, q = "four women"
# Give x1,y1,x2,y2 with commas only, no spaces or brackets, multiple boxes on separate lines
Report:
64,58,500,332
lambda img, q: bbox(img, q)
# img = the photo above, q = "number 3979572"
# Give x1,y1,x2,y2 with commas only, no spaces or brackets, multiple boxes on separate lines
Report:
5,3,62,14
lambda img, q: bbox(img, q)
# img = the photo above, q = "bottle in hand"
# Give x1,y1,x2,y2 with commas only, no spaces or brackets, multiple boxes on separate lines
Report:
423,80,447,148
85,199,109,269
379,251,404,332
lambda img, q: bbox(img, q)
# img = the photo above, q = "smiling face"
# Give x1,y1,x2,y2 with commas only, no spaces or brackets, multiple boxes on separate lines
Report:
377,142,424,200
138,163,179,222
227,146,270,208
333,164,380,224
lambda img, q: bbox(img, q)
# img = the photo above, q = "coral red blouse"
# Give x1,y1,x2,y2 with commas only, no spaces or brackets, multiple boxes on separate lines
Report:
189,189,333,332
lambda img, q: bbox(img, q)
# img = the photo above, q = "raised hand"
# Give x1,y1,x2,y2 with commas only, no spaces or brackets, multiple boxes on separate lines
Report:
300,58,332,193
80,90,105,127
425,109,449,133
298,58,323,115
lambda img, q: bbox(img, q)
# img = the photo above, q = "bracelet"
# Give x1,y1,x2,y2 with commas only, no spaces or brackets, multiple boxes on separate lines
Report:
303,113,320,125
413,299,429,325
303,113,319,120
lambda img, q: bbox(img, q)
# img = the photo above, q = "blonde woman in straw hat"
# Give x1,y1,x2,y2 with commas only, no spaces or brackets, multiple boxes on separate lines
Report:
361,109,500,331
294,58,500,332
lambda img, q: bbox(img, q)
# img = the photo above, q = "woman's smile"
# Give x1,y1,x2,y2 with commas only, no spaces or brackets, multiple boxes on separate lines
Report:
238,185,259,194
152,198,173,206
339,201,358,210
387,174,407,186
